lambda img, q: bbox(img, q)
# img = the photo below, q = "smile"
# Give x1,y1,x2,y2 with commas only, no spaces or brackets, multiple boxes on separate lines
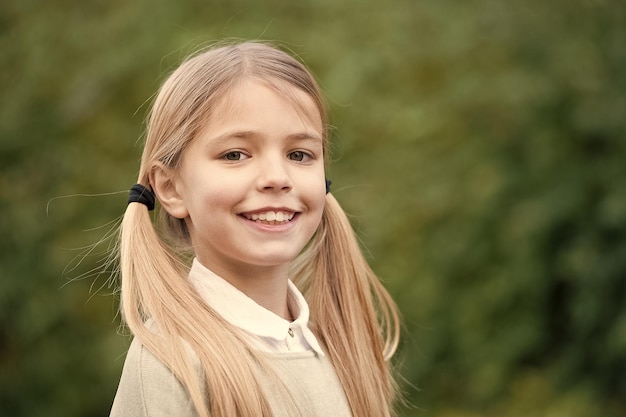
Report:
241,210,296,224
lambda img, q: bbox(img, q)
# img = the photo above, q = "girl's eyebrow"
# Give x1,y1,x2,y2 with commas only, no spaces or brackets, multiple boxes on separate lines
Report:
287,132,323,142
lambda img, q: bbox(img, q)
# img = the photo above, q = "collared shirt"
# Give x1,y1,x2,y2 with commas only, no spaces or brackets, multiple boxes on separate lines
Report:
188,258,325,356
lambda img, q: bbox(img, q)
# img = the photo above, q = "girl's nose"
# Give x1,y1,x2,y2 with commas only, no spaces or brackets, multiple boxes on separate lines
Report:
256,157,293,192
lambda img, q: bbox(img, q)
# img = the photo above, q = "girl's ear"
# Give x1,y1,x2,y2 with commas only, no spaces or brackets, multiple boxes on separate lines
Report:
149,164,189,219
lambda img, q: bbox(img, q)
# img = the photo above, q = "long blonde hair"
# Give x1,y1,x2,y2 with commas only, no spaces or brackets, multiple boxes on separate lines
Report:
119,41,400,417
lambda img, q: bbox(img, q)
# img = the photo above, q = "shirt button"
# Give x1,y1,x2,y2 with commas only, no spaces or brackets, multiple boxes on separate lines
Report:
288,328,294,337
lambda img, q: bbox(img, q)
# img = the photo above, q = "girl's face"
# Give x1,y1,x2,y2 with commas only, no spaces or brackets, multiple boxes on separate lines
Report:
161,79,326,278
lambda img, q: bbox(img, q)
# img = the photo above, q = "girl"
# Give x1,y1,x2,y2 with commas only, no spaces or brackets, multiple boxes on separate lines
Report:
110,41,400,417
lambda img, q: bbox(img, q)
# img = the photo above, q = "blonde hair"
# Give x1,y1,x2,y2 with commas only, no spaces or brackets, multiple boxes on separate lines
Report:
119,41,400,417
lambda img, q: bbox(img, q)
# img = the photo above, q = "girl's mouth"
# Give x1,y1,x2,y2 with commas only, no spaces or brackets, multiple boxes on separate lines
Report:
241,210,296,225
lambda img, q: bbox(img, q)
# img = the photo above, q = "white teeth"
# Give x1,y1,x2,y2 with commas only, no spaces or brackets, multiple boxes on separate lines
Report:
245,211,294,223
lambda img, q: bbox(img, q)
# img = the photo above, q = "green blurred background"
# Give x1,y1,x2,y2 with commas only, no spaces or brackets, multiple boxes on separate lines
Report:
1,1,625,416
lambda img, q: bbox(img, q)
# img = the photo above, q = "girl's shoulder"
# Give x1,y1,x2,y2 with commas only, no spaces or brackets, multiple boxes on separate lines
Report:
109,334,201,417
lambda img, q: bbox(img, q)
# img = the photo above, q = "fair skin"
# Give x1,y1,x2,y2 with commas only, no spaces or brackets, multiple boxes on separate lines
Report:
151,78,326,319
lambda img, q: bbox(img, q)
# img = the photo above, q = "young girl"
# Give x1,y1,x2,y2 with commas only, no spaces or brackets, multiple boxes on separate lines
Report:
110,41,400,417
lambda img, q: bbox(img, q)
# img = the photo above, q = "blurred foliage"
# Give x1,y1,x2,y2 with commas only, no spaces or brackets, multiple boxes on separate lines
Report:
1,0,625,416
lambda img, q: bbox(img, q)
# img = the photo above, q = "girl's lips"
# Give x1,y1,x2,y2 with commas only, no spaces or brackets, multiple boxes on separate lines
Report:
241,210,296,222
238,212,301,229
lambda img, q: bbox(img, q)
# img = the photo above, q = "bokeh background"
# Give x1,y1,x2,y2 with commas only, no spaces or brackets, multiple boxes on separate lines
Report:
2,1,625,416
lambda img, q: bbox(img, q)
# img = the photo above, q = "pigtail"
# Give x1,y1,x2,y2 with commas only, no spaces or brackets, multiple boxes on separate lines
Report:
120,197,208,416
120,195,277,417
292,194,401,416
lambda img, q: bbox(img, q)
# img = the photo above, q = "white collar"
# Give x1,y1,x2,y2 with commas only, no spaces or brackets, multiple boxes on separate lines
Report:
188,258,325,356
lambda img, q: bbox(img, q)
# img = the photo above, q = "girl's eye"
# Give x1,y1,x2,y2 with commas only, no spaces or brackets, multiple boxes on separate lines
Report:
288,151,310,162
222,151,247,161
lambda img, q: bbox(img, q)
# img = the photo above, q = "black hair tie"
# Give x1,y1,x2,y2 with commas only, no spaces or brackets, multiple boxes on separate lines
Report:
128,184,155,211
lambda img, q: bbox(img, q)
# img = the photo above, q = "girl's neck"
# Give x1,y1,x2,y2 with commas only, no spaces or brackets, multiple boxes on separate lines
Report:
199,259,292,320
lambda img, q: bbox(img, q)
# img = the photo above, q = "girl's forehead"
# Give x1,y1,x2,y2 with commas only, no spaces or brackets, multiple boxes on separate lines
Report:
212,78,322,127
